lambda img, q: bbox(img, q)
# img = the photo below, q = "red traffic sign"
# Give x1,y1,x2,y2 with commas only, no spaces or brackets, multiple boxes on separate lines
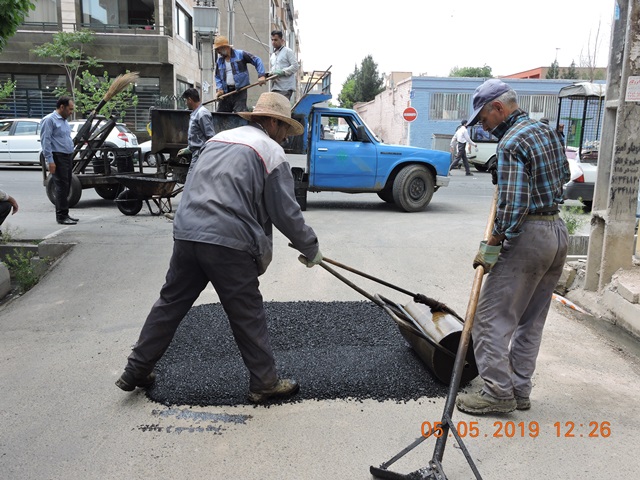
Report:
403,107,418,122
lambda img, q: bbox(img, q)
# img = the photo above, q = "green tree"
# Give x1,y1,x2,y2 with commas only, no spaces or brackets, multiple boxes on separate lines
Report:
337,55,384,108
0,80,17,109
449,65,492,77
74,71,138,121
31,30,102,107
546,60,559,79
338,72,357,109
562,60,579,79
0,0,34,52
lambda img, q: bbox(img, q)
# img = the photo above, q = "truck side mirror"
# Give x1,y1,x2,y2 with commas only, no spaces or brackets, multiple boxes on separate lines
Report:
356,125,371,143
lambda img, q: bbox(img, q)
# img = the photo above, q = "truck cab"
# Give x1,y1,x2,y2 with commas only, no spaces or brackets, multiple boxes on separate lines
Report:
289,93,451,212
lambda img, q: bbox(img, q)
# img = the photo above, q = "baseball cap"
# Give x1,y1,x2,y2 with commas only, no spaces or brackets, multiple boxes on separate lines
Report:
468,79,512,126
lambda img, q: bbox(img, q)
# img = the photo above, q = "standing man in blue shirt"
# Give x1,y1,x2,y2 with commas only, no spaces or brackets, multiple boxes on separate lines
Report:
269,30,298,101
213,36,266,113
180,88,215,170
456,79,570,415
40,96,77,225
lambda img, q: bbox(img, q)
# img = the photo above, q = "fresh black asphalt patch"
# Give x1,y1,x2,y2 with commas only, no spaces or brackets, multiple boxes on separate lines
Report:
147,301,451,406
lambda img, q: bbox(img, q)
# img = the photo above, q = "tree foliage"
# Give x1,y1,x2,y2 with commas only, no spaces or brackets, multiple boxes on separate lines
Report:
31,30,102,106
449,65,492,78
73,71,139,121
562,60,579,80
0,0,34,52
337,55,384,109
0,80,17,109
546,60,560,79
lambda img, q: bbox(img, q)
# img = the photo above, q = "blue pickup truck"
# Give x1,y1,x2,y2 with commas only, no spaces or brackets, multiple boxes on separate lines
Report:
287,93,451,211
150,92,451,212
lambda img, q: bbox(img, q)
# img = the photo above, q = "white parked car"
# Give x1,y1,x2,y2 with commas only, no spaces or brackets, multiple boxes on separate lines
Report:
137,140,165,166
466,125,498,172
68,120,139,166
0,118,42,165
563,146,597,211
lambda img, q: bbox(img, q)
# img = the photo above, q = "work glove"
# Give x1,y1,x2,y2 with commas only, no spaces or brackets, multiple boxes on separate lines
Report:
473,241,502,274
177,147,191,157
272,69,284,76
298,250,323,268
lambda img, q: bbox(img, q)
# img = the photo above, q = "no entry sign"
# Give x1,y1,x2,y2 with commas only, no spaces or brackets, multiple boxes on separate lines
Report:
403,107,418,122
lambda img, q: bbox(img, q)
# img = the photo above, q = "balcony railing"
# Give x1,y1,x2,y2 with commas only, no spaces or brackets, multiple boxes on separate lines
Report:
20,22,168,36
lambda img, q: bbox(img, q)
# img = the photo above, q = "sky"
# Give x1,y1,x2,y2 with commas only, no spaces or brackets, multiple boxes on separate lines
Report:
293,0,616,101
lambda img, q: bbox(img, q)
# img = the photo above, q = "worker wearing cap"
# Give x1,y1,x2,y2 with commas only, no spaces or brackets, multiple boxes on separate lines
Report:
116,93,322,404
213,35,266,113
456,79,570,415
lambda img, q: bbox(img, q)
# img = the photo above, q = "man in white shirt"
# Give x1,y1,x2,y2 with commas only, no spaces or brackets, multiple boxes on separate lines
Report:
450,120,477,176
269,30,299,100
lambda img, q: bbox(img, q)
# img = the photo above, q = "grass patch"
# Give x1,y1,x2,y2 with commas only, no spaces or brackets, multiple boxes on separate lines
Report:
4,249,41,293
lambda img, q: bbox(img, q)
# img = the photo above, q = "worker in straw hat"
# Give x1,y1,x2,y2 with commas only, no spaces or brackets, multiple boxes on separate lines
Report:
116,92,322,404
213,35,266,113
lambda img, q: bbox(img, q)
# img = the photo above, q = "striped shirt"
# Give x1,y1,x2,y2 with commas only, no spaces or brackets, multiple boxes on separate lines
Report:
492,109,570,239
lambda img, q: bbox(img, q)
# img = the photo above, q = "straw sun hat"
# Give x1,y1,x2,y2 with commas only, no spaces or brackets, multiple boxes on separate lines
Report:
238,93,304,136
213,36,232,50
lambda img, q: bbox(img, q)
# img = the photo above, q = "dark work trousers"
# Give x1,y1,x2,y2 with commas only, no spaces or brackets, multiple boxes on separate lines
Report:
125,240,278,391
472,216,568,400
217,88,249,113
0,200,12,230
451,142,471,174
272,89,294,100
52,152,73,220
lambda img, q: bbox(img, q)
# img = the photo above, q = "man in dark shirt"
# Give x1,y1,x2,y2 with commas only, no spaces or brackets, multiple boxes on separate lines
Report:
456,79,570,415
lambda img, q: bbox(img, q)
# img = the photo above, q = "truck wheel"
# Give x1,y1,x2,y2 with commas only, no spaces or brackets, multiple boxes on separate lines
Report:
94,184,122,200
295,189,308,211
474,164,488,172
116,189,143,216
377,188,394,203
46,174,83,208
392,165,435,212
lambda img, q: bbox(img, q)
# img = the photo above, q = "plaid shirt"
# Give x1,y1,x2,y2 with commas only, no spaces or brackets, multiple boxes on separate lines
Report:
492,109,570,239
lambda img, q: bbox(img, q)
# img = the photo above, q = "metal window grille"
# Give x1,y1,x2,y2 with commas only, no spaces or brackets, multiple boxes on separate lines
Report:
430,93,471,120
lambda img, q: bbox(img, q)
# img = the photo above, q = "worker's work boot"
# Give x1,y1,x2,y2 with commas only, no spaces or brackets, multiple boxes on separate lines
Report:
115,370,157,391
515,394,531,411
248,378,300,404
456,390,516,415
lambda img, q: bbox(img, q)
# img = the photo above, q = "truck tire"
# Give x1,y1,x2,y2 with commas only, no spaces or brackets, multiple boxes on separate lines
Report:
392,165,435,212
291,167,308,211
46,174,83,208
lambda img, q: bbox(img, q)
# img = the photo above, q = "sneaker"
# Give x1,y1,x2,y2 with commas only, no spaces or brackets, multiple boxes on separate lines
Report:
248,378,300,404
456,390,516,414
115,371,157,391
515,395,531,410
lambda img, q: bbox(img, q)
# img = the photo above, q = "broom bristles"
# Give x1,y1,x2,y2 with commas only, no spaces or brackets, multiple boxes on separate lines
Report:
104,72,139,102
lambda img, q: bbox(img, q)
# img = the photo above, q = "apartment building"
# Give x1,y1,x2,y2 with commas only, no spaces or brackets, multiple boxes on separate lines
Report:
0,0,298,138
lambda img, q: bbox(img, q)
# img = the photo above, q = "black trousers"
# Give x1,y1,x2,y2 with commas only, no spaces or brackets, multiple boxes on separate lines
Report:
272,89,294,100
0,200,12,229
451,143,471,174
52,152,73,220
217,89,248,113
125,240,278,391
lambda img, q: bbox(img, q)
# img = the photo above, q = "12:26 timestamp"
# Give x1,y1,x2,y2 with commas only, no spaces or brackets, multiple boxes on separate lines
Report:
554,421,611,438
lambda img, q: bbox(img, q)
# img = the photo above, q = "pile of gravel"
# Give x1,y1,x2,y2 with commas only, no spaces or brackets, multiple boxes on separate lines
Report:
147,301,451,406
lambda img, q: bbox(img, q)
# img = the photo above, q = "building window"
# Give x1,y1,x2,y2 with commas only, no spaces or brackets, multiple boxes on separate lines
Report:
176,5,193,44
122,77,161,131
23,0,58,26
430,92,471,120
0,73,65,118
518,94,558,122
81,0,155,29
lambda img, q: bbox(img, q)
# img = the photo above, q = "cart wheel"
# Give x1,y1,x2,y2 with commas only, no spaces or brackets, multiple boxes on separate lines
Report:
45,173,83,207
116,189,143,216
94,184,123,200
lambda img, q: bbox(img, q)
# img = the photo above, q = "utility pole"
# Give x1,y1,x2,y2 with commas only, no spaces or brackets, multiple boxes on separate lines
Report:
227,0,235,44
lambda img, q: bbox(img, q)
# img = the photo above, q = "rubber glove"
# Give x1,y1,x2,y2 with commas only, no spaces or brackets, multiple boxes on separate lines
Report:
298,250,323,268
177,147,191,157
473,241,501,273
272,69,284,76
